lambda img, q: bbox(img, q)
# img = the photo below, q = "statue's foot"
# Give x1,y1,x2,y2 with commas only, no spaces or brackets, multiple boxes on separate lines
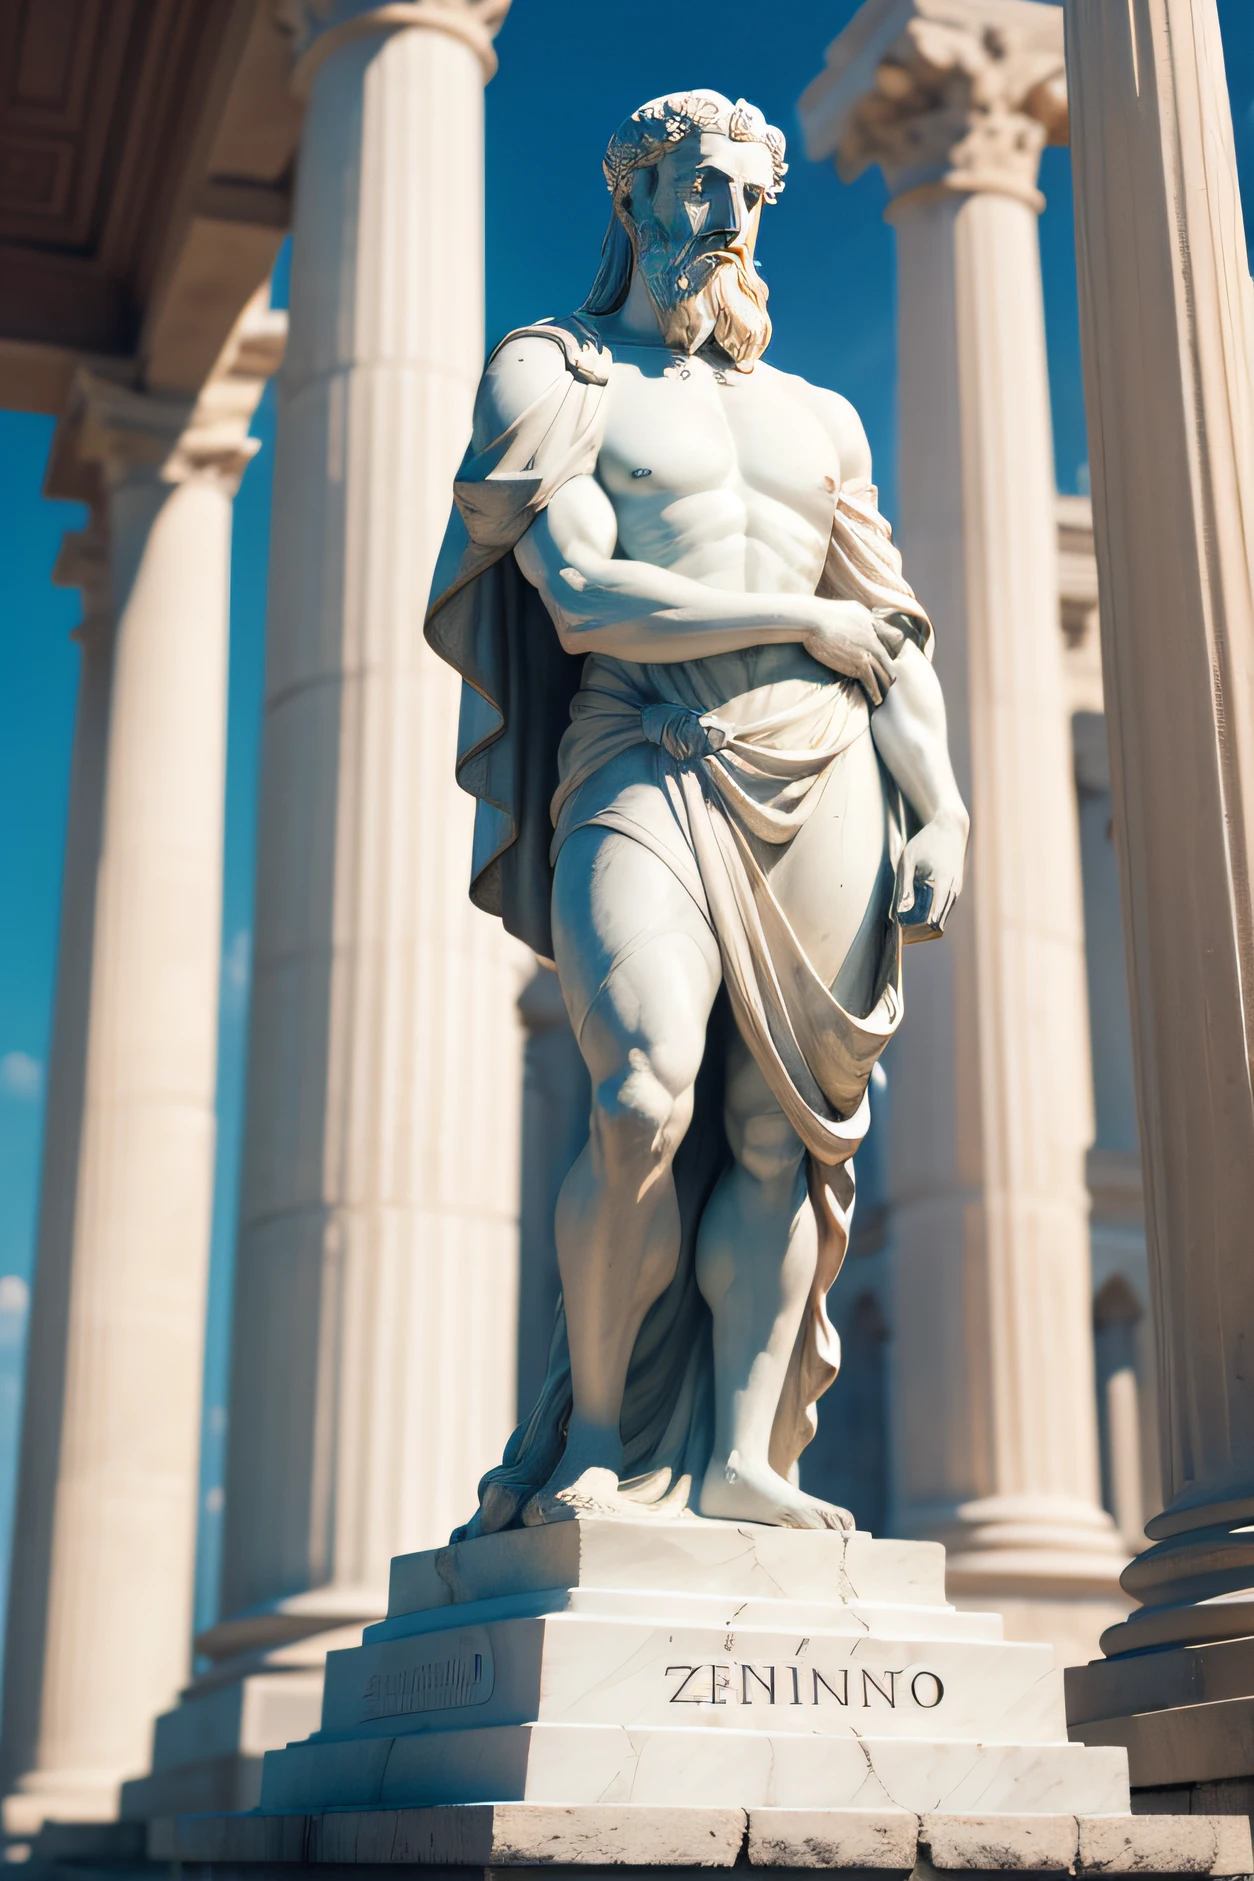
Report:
698,1454,854,1532
521,1465,636,1526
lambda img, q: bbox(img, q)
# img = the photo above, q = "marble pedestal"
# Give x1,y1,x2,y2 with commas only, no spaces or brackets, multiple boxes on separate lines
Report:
259,1519,1127,1814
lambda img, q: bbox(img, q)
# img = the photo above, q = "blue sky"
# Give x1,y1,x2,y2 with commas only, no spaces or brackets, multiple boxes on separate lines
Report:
0,0,1252,1636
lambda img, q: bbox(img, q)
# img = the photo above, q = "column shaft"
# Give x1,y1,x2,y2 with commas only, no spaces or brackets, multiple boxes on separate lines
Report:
220,17,523,1624
1,519,113,1819
798,0,1126,1657
1,447,233,1830
890,188,1119,1585
1063,0,1254,1654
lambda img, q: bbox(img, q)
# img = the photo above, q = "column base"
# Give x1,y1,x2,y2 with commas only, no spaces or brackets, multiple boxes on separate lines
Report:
902,1495,1132,1665
1067,1635,1254,1789
2,1774,123,1837
951,1593,1134,1673
928,1494,1131,1589
116,1587,383,1820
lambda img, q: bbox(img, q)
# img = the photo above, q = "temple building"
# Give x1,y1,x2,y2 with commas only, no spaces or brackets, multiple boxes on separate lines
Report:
0,0,1248,1843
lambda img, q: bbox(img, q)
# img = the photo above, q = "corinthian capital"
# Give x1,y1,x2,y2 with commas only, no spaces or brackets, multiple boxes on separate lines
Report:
799,0,1068,211
278,0,511,91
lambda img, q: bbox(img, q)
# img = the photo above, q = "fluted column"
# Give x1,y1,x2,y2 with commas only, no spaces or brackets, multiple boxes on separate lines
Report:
801,0,1126,1659
1059,0,1254,1796
218,0,521,1635
0,509,113,1831
0,341,268,1830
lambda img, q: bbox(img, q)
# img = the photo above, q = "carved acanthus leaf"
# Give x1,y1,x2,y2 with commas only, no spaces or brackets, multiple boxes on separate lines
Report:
832,9,1067,204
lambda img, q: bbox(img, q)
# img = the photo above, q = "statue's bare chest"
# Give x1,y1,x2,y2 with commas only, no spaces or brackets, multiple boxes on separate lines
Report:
595,356,841,555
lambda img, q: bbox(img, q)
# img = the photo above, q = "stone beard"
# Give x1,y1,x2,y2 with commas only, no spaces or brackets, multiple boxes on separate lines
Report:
425,88,970,1539
633,232,771,367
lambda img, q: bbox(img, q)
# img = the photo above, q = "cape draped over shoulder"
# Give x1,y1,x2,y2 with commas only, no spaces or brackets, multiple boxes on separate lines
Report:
424,316,933,1536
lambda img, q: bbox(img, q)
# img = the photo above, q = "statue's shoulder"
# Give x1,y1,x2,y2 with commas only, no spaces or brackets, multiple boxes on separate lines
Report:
759,362,873,482
473,316,612,451
486,314,612,386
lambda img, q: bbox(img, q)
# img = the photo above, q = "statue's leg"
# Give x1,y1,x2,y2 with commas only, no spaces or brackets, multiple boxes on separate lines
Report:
697,730,893,1530
529,823,722,1519
695,1042,853,1530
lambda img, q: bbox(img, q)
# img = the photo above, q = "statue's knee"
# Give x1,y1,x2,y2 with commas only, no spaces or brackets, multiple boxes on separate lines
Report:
591,1051,695,1179
726,1106,805,1186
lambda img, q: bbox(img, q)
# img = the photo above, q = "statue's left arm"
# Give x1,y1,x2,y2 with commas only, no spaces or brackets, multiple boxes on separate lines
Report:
794,376,969,937
871,642,969,937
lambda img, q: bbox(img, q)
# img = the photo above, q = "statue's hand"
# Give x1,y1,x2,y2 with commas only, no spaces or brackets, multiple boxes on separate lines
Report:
895,808,967,940
802,602,905,706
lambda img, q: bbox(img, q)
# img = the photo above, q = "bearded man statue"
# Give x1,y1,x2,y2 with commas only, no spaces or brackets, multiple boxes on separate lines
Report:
426,90,969,1536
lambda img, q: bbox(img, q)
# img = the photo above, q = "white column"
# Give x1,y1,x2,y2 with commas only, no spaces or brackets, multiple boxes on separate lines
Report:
218,0,521,1632
801,0,1127,1662
0,355,263,1830
1059,0,1254,1794
0,510,113,1829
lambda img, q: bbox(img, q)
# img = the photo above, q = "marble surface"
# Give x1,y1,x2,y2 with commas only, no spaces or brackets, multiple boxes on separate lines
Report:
387,1519,958,1619
259,1520,1129,1813
149,1802,1253,1873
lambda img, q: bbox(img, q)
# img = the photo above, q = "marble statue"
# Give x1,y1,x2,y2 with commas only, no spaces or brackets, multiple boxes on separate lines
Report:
427,90,969,1536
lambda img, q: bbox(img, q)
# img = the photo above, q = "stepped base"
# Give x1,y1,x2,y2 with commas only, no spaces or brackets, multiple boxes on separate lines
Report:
1067,1635,1254,1788
149,1802,1254,1876
259,1518,1130,1814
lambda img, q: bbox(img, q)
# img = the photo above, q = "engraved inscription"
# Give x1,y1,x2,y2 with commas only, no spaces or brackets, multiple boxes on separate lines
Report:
813,1667,848,1705
741,1663,774,1704
666,1663,732,1704
359,1628,494,1722
911,1670,945,1707
664,1660,945,1710
862,1668,897,1708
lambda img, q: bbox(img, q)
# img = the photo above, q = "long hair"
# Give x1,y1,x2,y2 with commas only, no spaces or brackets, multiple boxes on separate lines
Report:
580,214,635,316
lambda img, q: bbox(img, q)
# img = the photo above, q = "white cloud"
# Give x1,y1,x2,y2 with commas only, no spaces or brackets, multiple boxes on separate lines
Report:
0,1275,29,1317
204,1484,225,1515
0,1052,43,1099
222,931,251,999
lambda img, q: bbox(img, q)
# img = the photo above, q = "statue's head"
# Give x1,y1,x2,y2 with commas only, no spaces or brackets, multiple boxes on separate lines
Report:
581,90,787,370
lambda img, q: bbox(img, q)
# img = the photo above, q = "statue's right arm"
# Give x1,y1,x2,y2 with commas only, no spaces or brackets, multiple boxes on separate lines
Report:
483,339,900,700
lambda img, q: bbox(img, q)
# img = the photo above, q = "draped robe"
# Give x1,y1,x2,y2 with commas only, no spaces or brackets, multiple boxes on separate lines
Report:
425,316,933,1536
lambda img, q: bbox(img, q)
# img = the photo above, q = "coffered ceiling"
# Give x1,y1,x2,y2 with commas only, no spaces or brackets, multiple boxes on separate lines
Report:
0,0,301,412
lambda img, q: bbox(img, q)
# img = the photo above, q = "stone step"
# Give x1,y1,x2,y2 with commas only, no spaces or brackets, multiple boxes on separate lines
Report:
318,1611,1061,1743
152,1802,1251,1872
387,1521,951,1620
258,1721,1130,1814
364,1580,1005,1646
